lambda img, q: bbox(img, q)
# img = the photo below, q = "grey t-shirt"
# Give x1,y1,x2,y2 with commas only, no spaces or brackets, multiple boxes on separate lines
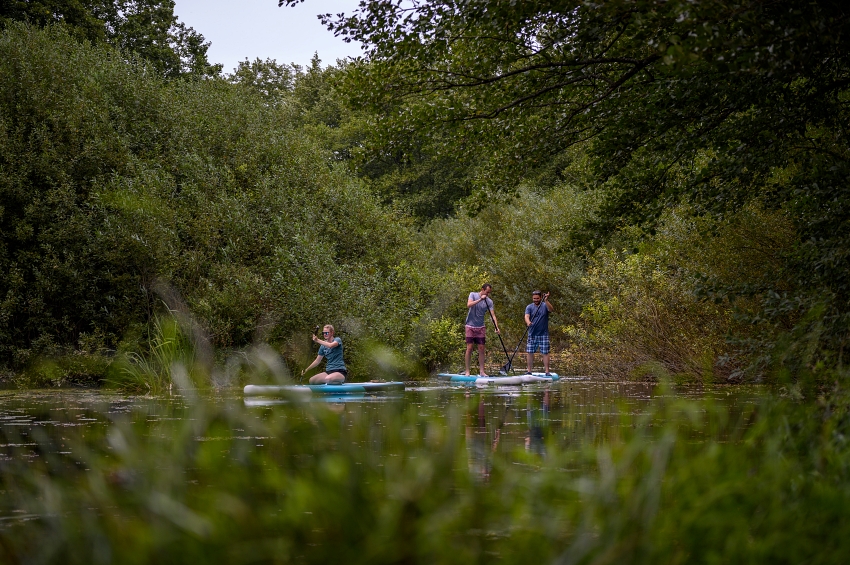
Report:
318,337,346,372
465,292,493,327
525,302,550,337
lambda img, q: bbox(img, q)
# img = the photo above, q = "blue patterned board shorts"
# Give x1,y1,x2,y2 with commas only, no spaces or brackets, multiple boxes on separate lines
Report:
526,335,550,355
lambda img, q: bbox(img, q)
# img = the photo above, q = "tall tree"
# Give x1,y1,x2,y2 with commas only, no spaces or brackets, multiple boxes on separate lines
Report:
299,0,848,204
286,0,850,354
0,0,111,42
229,57,297,103
1,0,221,78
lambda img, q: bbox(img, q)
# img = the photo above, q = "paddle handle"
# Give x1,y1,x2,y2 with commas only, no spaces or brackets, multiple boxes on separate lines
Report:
483,299,511,365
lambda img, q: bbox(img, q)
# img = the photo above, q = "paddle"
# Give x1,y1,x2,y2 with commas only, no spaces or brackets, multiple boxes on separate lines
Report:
481,295,511,376
299,325,321,382
503,292,548,374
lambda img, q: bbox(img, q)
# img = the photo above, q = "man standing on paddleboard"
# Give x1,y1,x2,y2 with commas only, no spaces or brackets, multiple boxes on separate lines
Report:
525,291,553,375
301,325,347,384
465,283,501,376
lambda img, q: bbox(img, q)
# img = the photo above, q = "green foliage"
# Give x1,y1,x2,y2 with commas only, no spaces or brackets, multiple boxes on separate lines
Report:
106,315,197,394
0,0,220,78
110,0,221,78
3,366,850,561
0,0,109,43
15,352,111,388
279,56,377,171
316,0,850,369
4,4,847,384
417,184,598,346
0,24,436,377
569,204,800,382
415,316,462,372
228,57,297,103
574,245,732,382
0,23,504,381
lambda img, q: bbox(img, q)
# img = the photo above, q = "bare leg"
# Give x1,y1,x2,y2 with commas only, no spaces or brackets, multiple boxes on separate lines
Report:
543,353,550,374
478,343,487,376
309,372,329,384
464,343,475,375
325,371,345,384
527,351,535,374
309,372,346,384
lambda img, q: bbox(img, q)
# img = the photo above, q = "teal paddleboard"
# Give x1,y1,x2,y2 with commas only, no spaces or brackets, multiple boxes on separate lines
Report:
243,382,404,397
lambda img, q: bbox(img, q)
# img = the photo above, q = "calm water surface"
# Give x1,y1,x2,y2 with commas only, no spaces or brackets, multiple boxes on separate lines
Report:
0,380,764,466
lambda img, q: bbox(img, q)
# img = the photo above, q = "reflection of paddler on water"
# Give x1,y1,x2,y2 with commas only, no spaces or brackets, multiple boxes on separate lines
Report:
525,389,550,457
300,324,348,384
465,395,505,482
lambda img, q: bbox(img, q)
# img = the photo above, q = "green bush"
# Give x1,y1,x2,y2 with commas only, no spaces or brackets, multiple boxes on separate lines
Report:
15,352,111,388
105,315,198,394
0,23,444,378
574,245,731,382
416,316,463,372
568,204,798,382
417,184,598,350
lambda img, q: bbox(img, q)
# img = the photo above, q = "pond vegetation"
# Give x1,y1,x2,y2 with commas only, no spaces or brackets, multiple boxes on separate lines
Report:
5,380,840,564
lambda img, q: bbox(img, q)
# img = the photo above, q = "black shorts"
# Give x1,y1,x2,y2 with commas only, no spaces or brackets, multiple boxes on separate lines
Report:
329,369,347,379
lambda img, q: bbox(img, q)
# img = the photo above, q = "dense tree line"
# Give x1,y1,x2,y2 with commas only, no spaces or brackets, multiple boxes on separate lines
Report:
0,23,481,381
2,0,849,384
292,0,850,381
0,0,220,78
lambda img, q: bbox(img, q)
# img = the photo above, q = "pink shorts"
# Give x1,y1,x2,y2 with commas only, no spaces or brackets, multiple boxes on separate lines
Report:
465,325,486,345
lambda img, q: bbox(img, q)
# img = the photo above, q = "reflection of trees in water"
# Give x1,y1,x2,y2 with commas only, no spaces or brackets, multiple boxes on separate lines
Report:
462,382,761,480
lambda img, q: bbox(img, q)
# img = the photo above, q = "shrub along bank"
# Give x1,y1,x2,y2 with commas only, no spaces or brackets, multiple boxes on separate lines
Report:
0,23,479,385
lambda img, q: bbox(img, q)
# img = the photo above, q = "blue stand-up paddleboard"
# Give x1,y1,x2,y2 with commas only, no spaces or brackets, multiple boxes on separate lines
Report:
436,373,559,386
243,382,405,397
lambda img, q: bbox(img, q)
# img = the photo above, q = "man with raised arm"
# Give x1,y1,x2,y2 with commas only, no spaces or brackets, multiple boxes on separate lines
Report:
464,283,500,376
525,291,554,375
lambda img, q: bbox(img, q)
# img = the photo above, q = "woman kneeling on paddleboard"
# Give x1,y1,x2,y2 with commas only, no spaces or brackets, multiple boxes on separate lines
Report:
301,325,347,384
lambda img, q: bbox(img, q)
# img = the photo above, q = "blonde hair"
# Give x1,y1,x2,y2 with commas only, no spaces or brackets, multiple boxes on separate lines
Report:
323,324,335,334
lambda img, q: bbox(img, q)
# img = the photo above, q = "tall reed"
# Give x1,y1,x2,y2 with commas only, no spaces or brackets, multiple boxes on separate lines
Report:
106,316,197,394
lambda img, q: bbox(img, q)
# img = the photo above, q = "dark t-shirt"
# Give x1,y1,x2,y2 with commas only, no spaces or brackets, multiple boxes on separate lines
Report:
525,302,550,337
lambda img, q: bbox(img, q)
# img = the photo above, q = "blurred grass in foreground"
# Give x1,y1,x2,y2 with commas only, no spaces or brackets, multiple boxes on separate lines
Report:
0,377,848,564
